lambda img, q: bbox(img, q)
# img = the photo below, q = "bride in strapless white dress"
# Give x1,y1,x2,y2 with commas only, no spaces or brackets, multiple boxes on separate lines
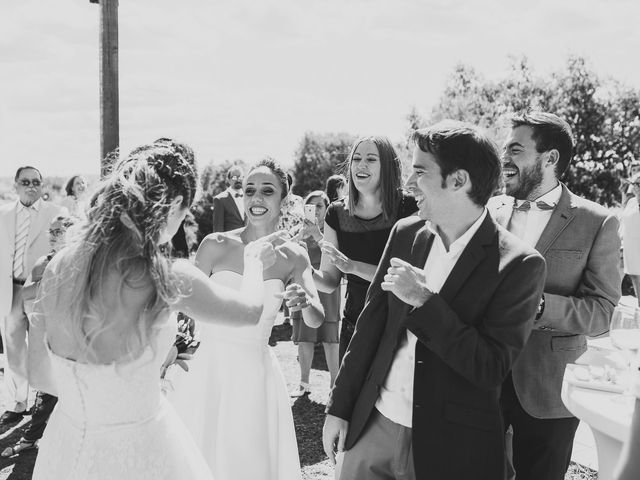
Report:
30,141,280,480
169,159,325,480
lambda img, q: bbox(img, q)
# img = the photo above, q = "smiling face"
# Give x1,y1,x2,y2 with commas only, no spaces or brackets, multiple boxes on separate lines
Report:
243,166,285,227
502,126,547,200
228,167,244,190
405,147,449,223
350,140,381,195
14,168,43,207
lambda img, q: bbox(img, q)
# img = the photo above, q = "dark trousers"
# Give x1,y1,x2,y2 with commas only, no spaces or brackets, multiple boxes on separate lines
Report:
23,391,57,443
501,373,579,480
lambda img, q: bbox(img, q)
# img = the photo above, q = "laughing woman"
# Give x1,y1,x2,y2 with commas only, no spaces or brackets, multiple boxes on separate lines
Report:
174,158,324,480
310,136,417,361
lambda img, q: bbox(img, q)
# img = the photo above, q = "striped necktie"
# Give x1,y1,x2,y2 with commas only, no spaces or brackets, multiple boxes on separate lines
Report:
13,205,32,280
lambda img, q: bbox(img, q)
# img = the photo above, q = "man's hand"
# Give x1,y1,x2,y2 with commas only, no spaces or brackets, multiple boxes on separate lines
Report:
380,257,432,308
322,414,349,464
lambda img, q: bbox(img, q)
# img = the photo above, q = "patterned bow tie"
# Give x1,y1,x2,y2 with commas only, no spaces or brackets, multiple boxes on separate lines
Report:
234,193,243,198
514,200,555,212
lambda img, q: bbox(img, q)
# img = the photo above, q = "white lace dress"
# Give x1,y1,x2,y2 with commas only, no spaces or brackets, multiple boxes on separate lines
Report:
168,271,301,480
32,321,214,480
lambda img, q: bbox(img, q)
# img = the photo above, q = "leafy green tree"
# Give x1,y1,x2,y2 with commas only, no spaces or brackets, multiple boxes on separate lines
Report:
415,55,640,206
291,132,357,196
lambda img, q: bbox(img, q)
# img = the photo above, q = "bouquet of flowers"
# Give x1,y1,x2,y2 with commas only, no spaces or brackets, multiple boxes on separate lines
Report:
160,313,201,393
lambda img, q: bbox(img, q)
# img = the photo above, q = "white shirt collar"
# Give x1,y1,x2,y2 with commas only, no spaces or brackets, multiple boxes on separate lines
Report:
426,208,488,255
227,187,243,197
18,198,41,212
514,182,562,209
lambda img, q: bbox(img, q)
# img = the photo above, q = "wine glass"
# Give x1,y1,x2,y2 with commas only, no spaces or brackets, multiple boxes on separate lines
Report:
609,304,640,405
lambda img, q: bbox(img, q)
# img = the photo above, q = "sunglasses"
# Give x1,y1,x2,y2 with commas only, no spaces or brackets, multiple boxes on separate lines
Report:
18,179,42,187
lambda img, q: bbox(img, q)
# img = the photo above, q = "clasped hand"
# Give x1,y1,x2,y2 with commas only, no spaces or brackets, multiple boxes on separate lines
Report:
320,241,354,274
275,283,310,312
380,257,432,308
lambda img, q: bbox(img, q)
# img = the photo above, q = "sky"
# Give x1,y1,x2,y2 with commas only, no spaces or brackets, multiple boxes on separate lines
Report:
2,0,640,178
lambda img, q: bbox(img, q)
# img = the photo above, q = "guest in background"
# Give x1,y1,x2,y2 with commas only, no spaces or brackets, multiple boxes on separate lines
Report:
325,174,348,203
211,165,246,233
61,175,88,219
275,171,305,333
1,215,75,457
494,111,621,480
290,191,340,396
620,172,640,297
620,160,640,207
0,166,67,426
311,136,417,361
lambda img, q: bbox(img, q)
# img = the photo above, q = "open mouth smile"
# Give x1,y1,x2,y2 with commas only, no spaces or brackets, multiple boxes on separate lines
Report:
249,206,268,216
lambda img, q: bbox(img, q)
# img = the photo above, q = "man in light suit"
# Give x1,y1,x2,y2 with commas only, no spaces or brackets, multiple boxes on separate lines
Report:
495,112,621,480
322,121,546,480
211,166,245,233
0,166,67,425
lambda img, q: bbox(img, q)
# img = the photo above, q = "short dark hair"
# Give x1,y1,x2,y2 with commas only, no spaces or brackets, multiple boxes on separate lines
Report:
64,175,82,196
412,121,501,207
510,111,575,176
15,166,42,182
325,174,346,203
304,190,329,207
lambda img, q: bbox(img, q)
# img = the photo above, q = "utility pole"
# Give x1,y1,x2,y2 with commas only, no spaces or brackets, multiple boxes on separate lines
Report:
90,0,119,178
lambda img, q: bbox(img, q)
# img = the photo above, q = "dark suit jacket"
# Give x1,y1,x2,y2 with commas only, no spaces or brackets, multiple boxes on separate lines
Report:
489,184,621,418
327,213,546,480
211,190,245,233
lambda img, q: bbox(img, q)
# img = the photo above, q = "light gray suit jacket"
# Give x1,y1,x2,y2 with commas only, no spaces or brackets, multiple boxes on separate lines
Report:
489,184,621,418
0,199,67,318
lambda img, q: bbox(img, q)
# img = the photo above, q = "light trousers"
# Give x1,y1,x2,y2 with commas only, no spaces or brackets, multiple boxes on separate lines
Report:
337,409,415,480
1,283,30,412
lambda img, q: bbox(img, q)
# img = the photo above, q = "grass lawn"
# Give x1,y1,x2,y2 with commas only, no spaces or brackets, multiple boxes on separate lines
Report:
0,329,597,480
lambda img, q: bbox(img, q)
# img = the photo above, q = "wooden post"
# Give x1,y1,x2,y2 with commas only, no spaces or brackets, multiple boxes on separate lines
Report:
91,0,119,178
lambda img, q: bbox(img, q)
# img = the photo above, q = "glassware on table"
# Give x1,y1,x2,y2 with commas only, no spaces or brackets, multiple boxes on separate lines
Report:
609,304,640,405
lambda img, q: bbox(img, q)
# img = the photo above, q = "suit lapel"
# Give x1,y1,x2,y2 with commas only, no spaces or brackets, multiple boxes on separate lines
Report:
438,214,493,303
224,193,242,220
534,185,575,255
409,224,433,270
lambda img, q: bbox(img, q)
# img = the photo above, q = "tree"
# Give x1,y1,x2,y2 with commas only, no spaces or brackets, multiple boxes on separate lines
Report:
291,132,357,197
414,55,640,206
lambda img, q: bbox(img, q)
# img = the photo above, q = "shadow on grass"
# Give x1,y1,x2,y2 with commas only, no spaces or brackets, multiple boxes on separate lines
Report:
0,419,37,480
292,395,327,467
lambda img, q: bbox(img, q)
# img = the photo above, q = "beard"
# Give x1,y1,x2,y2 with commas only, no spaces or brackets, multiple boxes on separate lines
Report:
506,155,544,200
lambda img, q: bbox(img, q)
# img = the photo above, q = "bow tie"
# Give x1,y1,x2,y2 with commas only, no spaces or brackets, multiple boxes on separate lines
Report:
234,193,243,198
513,200,555,212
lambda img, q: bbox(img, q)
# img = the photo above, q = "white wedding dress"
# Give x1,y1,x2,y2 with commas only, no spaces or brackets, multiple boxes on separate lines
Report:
168,271,301,480
32,318,214,480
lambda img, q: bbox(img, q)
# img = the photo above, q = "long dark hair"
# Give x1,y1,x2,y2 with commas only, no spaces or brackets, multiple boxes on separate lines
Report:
345,136,402,221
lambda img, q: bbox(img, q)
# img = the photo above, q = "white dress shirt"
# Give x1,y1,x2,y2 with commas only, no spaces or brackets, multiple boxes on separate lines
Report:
508,183,562,247
375,209,488,427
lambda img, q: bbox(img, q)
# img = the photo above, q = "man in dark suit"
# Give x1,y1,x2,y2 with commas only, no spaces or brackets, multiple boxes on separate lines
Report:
494,111,621,480
322,121,546,480
211,166,245,232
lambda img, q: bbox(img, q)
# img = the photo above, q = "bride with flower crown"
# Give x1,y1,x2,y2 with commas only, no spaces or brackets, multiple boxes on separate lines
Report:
31,140,279,480
169,157,324,480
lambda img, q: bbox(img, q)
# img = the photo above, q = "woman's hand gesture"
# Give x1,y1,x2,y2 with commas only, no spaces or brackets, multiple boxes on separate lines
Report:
320,241,354,274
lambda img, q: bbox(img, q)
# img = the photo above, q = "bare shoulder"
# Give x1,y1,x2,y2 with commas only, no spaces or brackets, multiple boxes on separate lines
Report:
199,231,242,253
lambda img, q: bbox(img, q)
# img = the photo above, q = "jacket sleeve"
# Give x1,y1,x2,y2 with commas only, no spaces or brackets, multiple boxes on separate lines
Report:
537,213,621,336
406,252,546,390
211,196,224,233
325,223,399,420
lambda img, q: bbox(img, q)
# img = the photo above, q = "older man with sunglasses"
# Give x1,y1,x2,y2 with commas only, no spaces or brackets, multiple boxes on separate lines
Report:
0,166,67,425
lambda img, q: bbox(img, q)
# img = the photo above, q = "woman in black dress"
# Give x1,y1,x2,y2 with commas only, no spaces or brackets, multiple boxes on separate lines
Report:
311,136,417,361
